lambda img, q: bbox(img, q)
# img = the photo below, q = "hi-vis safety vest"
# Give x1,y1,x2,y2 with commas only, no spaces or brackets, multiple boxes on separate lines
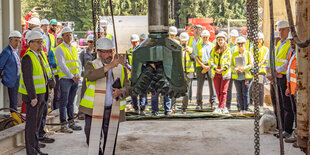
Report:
43,33,56,51
197,42,214,67
52,47,59,76
275,40,291,74
80,61,127,111
231,50,254,80
188,36,201,48
252,46,269,75
209,47,231,79
287,51,296,95
105,33,113,41
40,51,53,79
182,46,195,73
126,48,134,78
19,50,46,95
56,43,80,78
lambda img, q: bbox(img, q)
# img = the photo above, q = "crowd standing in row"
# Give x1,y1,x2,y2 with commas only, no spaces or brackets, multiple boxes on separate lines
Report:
0,7,298,153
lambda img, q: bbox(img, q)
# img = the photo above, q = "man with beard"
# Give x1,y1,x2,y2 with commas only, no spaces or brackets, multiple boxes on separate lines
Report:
49,19,58,42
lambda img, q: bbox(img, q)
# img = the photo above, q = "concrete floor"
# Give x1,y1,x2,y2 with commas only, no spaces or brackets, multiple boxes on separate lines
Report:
15,119,304,155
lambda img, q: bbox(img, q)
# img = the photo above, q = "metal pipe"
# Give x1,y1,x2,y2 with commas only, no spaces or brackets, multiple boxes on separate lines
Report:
148,0,169,33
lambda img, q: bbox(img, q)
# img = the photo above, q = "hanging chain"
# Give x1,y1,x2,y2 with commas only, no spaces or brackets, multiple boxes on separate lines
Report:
92,0,101,52
247,0,260,154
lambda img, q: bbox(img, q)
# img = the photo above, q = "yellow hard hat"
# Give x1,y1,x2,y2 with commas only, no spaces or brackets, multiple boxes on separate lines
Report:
21,19,25,25
31,12,39,18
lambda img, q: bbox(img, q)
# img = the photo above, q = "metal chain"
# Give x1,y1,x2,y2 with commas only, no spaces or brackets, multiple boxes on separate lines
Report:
246,0,260,154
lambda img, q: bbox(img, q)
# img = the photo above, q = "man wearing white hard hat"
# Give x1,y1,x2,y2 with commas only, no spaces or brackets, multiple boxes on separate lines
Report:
0,31,22,120
169,26,180,44
228,29,239,49
125,34,147,115
194,30,217,110
272,20,294,138
139,33,147,43
48,33,63,111
231,36,254,114
187,25,203,58
41,19,56,53
100,20,116,49
55,27,82,133
22,17,40,56
79,38,129,153
18,31,49,155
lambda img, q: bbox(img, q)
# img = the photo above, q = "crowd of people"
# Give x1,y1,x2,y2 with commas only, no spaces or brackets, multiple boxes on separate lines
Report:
0,6,298,154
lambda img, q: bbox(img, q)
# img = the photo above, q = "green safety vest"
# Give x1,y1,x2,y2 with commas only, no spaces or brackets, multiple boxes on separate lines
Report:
209,47,232,79
80,61,126,111
275,40,291,74
56,43,80,78
183,46,195,73
196,41,214,67
231,50,253,80
19,50,47,95
40,51,53,79
43,33,56,51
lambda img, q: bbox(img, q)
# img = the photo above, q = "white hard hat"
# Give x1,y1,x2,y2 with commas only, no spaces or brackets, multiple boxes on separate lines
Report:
201,30,210,37
180,32,189,41
236,36,247,43
27,31,43,44
169,26,178,35
99,27,104,33
139,33,147,40
57,22,62,26
32,27,44,35
194,25,203,29
277,20,289,29
27,17,41,26
274,31,280,38
8,30,22,39
100,20,108,27
216,33,226,39
25,31,31,40
87,34,94,41
287,32,293,40
61,27,73,35
219,31,228,38
258,32,264,39
230,29,239,37
57,33,62,39
96,38,113,50
130,34,140,42
40,19,49,25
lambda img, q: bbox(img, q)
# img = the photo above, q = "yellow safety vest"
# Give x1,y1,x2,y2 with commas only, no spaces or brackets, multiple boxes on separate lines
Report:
275,40,291,74
40,51,53,79
43,33,56,51
182,46,195,73
56,43,80,78
19,50,46,95
106,33,113,41
251,46,269,74
52,47,59,76
231,50,253,79
209,47,231,79
80,62,126,111
126,48,133,78
196,42,214,67
188,36,201,47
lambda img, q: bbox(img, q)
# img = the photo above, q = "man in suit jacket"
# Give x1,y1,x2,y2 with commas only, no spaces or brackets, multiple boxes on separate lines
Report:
19,31,48,155
0,31,22,113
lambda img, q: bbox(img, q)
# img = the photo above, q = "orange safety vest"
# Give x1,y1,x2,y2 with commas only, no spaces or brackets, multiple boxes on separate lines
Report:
286,51,296,95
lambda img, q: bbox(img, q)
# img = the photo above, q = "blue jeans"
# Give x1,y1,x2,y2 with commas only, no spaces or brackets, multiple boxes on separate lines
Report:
59,78,79,123
132,95,148,111
234,79,252,111
151,93,171,114
8,77,19,112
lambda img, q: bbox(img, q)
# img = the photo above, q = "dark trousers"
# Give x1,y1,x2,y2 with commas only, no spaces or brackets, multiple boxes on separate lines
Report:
59,78,79,123
131,95,147,111
226,76,233,109
25,94,46,155
196,67,216,106
84,108,111,151
39,101,48,137
277,76,294,134
151,93,171,114
171,76,191,110
52,75,60,110
289,90,297,128
234,79,252,111
7,78,20,112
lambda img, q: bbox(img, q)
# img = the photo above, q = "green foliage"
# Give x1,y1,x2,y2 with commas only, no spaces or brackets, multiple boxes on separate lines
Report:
21,0,246,30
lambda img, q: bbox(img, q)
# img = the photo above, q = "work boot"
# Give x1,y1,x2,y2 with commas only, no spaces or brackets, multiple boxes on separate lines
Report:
181,109,187,114
140,111,146,116
292,141,298,148
38,142,46,148
38,136,55,143
60,124,73,133
285,131,297,143
195,105,202,110
69,121,82,131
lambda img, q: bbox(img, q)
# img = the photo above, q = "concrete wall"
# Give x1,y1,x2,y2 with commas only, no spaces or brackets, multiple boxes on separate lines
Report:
0,0,21,112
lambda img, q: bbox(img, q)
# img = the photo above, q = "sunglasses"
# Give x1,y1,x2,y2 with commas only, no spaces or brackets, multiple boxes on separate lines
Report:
238,43,245,46
88,41,94,44
51,25,57,27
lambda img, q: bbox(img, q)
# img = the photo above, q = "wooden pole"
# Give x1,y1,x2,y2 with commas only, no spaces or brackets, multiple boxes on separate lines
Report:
295,0,310,153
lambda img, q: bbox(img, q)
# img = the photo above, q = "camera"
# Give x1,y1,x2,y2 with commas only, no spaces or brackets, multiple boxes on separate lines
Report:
182,43,186,48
